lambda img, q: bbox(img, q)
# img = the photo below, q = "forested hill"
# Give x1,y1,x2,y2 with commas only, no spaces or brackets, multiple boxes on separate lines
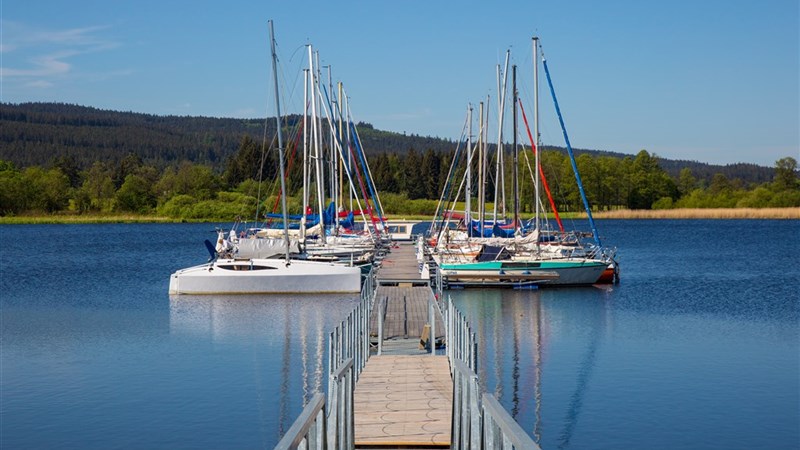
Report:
0,102,775,184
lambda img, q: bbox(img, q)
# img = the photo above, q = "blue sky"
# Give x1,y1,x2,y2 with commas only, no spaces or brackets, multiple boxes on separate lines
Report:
2,0,798,167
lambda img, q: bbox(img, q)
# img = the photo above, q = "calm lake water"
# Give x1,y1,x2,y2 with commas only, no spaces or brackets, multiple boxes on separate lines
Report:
2,220,798,449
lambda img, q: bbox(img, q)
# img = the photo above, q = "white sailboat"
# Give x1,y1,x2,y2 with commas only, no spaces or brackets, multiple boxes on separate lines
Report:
169,21,361,295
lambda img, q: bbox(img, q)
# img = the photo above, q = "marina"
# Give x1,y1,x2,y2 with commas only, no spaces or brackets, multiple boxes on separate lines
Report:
1,2,798,449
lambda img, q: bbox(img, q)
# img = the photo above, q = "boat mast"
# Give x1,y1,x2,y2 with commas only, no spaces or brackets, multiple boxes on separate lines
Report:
533,36,541,237
326,65,339,235
338,82,347,213
268,20,291,263
301,68,310,242
481,96,489,236
494,51,510,225
466,103,472,234
477,100,484,237
344,92,353,211
308,46,326,244
512,64,519,233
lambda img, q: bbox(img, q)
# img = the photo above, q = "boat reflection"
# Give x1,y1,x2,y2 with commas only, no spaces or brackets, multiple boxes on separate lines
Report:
168,293,359,429
169,294,358,339
451,286,612,447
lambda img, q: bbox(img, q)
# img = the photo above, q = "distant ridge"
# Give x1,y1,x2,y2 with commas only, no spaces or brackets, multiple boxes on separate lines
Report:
0,102,775,184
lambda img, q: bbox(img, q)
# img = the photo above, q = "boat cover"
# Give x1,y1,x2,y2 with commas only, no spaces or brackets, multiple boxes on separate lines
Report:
475,245,512,262
236,237,301,259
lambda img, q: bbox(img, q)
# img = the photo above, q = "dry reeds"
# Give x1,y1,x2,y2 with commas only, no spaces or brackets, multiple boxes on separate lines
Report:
589,208,800,220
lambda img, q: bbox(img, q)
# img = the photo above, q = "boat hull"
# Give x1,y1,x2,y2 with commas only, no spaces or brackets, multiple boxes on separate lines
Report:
437,258,607,286
169,258,362,295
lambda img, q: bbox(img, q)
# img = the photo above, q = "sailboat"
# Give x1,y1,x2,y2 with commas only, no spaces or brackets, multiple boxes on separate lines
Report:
168,21,361,295
428,38,616,288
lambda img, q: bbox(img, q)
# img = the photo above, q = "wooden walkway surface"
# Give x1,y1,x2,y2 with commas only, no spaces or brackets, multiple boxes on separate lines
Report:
371,286,445,341
354,355,451,447
376,242,426,283
354,241,452,447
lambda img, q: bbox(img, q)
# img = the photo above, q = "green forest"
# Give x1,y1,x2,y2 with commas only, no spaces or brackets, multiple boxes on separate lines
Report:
0,102,798,219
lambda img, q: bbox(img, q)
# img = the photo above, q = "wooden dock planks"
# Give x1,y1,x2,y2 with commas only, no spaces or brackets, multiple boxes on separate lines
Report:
377,242,425,283
353,240,452,447
354,355,452,447
372,286,444,340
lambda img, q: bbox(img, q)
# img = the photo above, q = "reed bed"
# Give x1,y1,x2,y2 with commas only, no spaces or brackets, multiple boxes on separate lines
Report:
2,208,798,224
590,208,800,220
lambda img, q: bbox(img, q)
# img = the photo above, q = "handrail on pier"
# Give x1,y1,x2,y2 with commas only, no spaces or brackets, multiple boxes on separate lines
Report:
327,358,354,450
273,393,327,450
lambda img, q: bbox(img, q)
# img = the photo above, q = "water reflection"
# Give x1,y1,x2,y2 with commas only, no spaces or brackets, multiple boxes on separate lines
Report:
168,294,358,433
451,287,612,449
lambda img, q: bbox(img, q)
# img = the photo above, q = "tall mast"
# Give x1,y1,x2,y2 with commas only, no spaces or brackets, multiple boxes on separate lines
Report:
338,81,345,215
533,36,541,235
301,68,310,242
481,96,489,236
345,93,353,211
466,103,473,234
268,20,291,263
512,64,519,233
494,50,510,224
326,65,338,234
309,46,326,244
476,101,484,237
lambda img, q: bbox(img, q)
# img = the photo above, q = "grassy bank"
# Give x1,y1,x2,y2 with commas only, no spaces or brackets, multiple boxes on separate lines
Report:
0,214,196,224
1,207,798,224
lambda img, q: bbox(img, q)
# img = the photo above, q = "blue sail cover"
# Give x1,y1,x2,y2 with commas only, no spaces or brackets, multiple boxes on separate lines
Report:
264,202,354,230
492,224,516,238
470,219,509,238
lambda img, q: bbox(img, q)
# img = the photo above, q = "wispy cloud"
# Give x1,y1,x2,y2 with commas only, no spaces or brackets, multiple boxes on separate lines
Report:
0,21,121,83
24,80,54,89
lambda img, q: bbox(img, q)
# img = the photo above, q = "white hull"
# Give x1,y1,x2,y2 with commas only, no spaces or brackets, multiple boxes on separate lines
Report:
169,258,361,295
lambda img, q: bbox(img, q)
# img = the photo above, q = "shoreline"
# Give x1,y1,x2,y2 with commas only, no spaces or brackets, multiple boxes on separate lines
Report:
0,207,798,224
588,207,800,220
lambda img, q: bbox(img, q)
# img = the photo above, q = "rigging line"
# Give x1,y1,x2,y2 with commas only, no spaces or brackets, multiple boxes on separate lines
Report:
519,99,564,232
430,113,469,240
340,104,380,239
344,98,387,223
541,47,601,246
333,90,382,219
266,120,305,222
314,80,376,237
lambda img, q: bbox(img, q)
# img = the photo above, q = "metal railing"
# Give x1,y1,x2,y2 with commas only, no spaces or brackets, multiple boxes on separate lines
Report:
326,358,354,450
452,359,482,450
445,295,477,372
274,393,327,450
328,267,376,382
481,394,541,450
447,296,541,450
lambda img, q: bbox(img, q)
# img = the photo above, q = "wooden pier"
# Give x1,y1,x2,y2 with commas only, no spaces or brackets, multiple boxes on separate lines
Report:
276,239,541,450
356,241,451,447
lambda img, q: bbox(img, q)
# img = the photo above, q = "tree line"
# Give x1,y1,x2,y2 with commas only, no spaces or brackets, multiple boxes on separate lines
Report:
0,134,797,218
1,102,779,186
